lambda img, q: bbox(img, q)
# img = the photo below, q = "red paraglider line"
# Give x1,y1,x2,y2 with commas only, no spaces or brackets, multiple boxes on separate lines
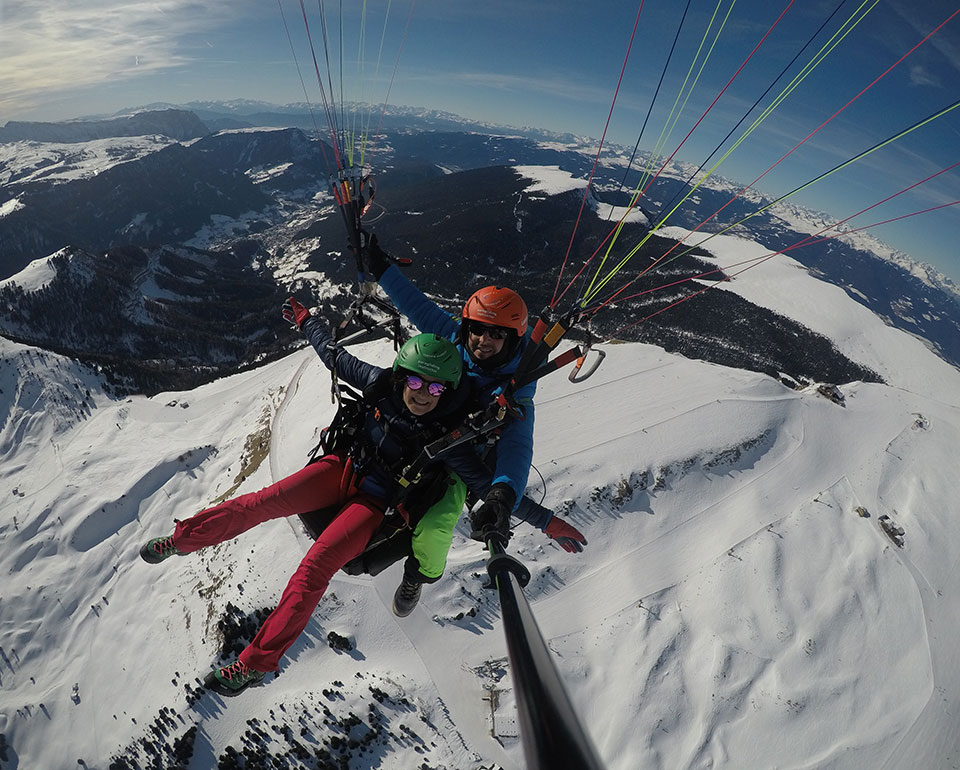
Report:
589,159,960,313
635,7,960,280
553,0,796,308
551,1,644,307
604,197,960,338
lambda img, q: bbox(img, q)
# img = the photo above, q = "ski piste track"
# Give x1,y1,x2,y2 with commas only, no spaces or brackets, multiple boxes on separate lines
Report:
261,343,960,769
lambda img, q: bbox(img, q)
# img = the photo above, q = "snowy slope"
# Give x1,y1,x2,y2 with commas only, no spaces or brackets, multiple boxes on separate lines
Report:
657,226,960,404
2,248,960,769
0,136,176,187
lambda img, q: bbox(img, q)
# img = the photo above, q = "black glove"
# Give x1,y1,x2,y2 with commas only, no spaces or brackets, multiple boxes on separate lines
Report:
470,483,516,542
282,297,312,329
360,233,392,280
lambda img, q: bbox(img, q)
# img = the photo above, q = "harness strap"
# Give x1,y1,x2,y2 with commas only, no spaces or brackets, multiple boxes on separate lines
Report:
396,315,602,487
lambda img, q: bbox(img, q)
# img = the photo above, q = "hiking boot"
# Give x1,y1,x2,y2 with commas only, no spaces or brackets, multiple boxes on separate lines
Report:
139,535,181,564
204,658,266,696
392,577,422,618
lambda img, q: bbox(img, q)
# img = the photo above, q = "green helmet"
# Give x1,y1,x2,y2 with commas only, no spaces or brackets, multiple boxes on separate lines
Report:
393,333,463,388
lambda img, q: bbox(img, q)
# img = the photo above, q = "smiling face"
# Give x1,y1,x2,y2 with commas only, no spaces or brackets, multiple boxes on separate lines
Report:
465,321,509,361
402,374,446,416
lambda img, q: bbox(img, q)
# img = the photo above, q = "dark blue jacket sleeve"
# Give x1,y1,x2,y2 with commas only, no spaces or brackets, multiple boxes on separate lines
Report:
301,316,384,390
439,444,495,500
378,265,460,339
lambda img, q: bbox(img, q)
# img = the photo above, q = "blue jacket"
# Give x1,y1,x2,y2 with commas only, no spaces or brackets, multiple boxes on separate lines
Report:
378,266,536,506
302,316,489,509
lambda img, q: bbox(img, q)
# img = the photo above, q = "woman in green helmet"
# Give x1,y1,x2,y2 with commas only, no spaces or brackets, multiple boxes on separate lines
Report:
139,297,478,695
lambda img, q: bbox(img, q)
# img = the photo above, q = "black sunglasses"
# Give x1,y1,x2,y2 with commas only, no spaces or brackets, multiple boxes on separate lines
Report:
466,321,511,340
405,374,447,397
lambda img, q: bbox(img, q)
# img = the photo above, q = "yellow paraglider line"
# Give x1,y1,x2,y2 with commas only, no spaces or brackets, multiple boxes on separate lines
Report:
582,0,807,307
625,98,960,282
580,0,734,305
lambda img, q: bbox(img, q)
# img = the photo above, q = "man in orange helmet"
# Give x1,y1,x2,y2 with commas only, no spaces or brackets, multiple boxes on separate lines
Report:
360,236,587,553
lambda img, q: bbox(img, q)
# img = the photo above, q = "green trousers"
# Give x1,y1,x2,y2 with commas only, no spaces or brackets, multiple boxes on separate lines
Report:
410,473,467,580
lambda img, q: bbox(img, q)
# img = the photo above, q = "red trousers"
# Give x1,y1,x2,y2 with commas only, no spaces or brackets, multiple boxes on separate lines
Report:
171,455,385,672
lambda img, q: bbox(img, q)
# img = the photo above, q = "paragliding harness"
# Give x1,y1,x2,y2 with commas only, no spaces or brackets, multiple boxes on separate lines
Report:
329,170,410,348
297,372,459,578
295,171,433,573
394,307,606,493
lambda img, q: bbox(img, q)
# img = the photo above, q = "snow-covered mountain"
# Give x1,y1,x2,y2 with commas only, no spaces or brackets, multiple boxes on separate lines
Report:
1,108,956,369
3,113,958,397
2,107,960,768
2,226,959,768
0,110,209,145
116,100,959,302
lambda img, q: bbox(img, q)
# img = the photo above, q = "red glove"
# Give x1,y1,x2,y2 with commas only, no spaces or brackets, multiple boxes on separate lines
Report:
282,297,311,329
544,515,587,553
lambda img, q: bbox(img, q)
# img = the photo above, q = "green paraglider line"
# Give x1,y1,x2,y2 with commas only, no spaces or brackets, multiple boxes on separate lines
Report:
603,0,694,227
591,160,960,315
581,5,960,310
580,0,882,306
358,0,393,166
287,0,415,175
552,1,645,306
676,98,959,254
337,1,347,164
351,0,370,166
653,0,856,228
602,197,960,340
319,0,346,164
562,0,693,312
593,96,960,312
580,0,739,305
632,0,732,194
560,0,795,309
366,0,417,165
570,0,799,309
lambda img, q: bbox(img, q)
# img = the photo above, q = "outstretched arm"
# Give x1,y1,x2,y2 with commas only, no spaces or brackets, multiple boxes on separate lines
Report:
284,297,383,391
378,265,461,339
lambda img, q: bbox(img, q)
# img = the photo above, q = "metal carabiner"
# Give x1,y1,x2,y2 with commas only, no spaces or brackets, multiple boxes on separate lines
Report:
569,344,606,383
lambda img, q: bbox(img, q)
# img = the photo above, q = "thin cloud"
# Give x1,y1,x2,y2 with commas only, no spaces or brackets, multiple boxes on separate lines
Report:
883,0,960,82
0,1,249,118
908,64,941,87
439,70,615,106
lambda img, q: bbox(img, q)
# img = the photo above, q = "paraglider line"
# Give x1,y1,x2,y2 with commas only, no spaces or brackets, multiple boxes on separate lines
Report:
627,96,960,281
276,0,332,173
369,0,417,162
552,1,645,307
601,197,960,338
635,5,960,282
299,0,343,169
653,0,850,223
569,0,796,308
590,158,960,314
561,0,695,312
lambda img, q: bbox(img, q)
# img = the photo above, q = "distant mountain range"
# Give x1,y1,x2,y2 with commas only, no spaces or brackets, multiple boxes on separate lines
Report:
1,103,957,395
0,108,209,144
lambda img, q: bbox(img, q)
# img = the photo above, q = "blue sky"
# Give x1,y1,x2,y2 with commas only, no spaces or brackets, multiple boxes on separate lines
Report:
2,1,958,282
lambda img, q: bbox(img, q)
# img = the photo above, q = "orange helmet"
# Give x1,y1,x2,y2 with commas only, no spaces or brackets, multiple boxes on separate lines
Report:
462,286,528,337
